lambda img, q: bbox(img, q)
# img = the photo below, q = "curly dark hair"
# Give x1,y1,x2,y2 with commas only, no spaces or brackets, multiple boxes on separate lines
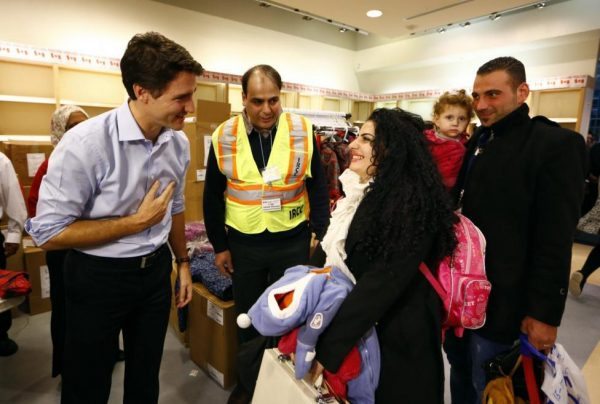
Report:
357,108,457,262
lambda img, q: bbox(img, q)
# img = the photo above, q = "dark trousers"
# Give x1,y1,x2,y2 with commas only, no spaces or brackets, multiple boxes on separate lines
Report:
47,249,67,377
229,229,311,343
0,233,12,341
61,245,172,404
581,243,600,280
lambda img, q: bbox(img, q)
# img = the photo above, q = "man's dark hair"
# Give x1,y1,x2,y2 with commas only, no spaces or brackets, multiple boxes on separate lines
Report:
241,64,282,94
477,56,526,90
120,32,204,100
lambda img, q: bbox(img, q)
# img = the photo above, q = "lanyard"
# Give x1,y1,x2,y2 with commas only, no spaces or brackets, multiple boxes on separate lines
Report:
258,130,273,170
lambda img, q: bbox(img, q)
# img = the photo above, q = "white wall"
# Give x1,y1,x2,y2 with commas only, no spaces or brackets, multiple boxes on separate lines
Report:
0,0,359,91
354,0,600,93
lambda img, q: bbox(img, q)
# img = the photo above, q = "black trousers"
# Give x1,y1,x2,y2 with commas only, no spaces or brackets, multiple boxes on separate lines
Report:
0,233,12,341
47,249,68,377
61,245,172,404
229,228,311,343
581,242,600,280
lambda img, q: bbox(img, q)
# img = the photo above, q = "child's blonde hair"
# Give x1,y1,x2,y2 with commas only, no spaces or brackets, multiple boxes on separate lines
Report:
432,90,474,120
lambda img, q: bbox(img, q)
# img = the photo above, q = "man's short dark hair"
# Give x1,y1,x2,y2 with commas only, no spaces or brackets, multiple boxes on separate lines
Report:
477,56,526,90
121,32,204,100
241,65,282,94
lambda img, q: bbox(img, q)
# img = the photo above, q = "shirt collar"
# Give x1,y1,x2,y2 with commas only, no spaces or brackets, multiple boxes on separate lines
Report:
117,102,174,145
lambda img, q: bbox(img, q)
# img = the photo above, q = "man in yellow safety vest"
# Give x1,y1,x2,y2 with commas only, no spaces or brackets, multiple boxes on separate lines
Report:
203,64,329,404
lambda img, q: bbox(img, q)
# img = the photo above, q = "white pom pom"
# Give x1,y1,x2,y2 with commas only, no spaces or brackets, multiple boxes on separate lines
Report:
237,313,252,329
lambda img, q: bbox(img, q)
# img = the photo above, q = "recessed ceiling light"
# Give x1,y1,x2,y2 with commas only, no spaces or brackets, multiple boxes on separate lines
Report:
366,9,383,18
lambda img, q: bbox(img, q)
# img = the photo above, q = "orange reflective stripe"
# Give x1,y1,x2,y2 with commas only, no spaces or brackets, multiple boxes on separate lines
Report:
231,118,239,179
285,114,296,184
226,193,262,205
225,181,305,203
284,114,309,184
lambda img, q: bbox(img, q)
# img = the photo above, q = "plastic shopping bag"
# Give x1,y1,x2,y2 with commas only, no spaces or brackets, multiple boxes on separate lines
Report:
541,343,590,404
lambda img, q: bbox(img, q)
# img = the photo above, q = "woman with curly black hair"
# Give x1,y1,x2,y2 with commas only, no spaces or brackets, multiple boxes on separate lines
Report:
310,108,457,403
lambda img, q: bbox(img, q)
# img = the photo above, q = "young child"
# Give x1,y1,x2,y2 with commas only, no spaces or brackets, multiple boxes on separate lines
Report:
424,90,474,191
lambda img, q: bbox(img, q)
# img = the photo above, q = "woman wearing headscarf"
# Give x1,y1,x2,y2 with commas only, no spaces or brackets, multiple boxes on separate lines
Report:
28,105,93,377
310,108,457,403
28,105,89,217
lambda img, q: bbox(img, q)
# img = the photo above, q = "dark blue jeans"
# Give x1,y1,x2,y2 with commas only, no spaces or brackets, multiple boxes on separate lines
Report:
444,330,513,404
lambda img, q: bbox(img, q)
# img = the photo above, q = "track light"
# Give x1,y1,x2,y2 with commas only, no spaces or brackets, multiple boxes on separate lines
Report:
489,13,501,21
254,0,369,35
459,21,471,28
437,27,446,34
535,2,546,9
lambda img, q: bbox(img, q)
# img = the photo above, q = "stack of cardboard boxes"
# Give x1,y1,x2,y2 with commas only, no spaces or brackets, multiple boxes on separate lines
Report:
175,100,239,388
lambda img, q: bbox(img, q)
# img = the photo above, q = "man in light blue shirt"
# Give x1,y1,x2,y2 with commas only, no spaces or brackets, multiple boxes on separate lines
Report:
26,32,203,404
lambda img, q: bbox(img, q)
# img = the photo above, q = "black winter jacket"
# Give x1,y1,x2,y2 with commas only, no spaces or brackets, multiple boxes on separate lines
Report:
455,103,587,343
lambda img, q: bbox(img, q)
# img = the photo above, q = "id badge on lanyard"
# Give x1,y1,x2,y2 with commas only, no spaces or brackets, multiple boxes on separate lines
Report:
261,166,282,212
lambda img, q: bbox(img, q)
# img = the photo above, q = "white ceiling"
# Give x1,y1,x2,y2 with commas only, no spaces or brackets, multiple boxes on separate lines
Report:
272,0,545,38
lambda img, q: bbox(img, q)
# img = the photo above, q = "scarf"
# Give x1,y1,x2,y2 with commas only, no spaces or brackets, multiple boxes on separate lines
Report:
321,169,371,284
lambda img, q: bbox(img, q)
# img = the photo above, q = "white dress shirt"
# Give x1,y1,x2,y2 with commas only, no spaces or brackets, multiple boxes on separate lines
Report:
0,152,27,244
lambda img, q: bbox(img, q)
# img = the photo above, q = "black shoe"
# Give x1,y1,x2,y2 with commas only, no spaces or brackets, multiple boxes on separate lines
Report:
0,338,18,356
227,383,251,404
115,349,125,362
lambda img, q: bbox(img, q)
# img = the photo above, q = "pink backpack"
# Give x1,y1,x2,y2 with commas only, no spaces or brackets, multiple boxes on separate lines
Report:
419,213,491,337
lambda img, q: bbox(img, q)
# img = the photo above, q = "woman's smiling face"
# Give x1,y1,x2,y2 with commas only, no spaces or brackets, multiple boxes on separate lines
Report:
349,120,376,182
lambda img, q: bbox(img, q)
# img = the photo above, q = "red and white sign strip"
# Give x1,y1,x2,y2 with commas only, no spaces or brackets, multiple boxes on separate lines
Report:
0,40,590,101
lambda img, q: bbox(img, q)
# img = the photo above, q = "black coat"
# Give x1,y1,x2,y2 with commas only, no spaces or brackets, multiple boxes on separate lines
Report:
313,200,444,403
456,103,587,343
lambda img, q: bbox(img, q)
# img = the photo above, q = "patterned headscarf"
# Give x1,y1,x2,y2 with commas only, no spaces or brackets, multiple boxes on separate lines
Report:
50,105,89,146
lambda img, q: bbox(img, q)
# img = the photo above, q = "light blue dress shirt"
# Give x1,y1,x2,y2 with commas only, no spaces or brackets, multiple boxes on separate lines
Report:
26,102,190,258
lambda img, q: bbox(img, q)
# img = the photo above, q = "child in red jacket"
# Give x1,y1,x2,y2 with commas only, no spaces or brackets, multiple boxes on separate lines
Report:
424,90,474,191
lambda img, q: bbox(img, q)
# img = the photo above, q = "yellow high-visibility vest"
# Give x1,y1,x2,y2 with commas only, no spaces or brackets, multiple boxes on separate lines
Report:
212,112,313,234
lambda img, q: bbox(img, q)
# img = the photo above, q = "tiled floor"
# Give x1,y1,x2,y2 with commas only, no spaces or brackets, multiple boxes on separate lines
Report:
1,243,599,403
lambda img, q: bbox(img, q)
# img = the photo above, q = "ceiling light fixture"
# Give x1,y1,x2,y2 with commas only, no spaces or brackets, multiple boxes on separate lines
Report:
254,0,369,35
339,27,347,33
459,21,471,27
489,12,501,21
366,9,383,18
437,27,446,34
535,2,546,9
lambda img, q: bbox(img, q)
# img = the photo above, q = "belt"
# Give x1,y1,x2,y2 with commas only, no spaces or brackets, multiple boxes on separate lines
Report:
74,244,169,270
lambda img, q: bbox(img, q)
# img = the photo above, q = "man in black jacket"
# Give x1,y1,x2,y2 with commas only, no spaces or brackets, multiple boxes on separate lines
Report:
445,56,587,403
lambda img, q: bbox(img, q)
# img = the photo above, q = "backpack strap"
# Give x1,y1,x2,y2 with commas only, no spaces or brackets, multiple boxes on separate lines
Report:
418,263,447,300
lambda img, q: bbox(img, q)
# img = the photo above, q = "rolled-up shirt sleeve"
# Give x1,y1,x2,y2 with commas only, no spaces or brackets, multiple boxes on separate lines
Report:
25,133,101,246
170,138,190,216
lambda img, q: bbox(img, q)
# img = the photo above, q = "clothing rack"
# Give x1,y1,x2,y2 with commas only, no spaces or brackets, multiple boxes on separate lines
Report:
284,108,351,128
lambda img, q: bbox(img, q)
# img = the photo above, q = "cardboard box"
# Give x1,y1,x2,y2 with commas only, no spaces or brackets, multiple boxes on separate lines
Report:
23,245,51,315
189,282,237,389
183,100,230,221
169,265,189,347
1,141,52,186
184,180,204,222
